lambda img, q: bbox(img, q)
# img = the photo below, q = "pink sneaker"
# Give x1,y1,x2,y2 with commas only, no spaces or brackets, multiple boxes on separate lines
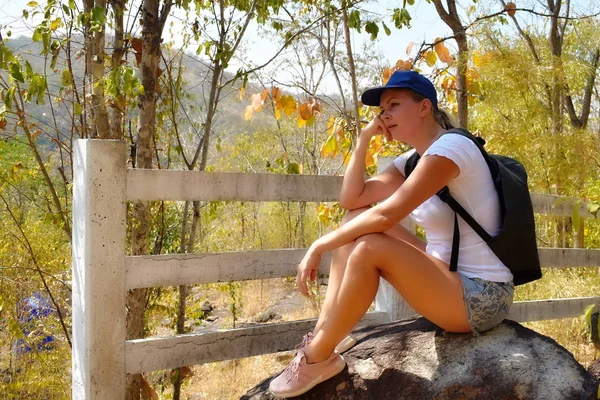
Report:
269,349,346,398
295,331,357,354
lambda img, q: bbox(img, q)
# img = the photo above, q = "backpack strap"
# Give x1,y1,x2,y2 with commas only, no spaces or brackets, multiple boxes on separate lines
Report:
403,131,494,272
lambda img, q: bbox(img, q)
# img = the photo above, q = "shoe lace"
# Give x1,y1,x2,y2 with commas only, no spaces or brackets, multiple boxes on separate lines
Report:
283,354,302,383
294,332,313,351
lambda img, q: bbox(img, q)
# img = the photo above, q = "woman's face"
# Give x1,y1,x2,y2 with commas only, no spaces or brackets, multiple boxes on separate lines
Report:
379,89,428,142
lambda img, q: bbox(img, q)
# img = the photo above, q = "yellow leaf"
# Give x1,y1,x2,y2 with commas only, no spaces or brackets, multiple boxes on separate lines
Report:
342,150,351,166
244,105,253,120
334,118,345,138
438,47,452,64
272,87,281,103
318,204,331,225
327,116,335,134
383,68,392,85
251,93,263,112
472,51,483,67
50,18,61,31
297,115,307,128
434,38,445,55
425,51,437,67
275,108,281,120
281,95,296,116
406,42,414,56
261,89,268,103
320,134,338,158
395,59,412,71
238,87,245,101
365,149,375,168
370,135,383,154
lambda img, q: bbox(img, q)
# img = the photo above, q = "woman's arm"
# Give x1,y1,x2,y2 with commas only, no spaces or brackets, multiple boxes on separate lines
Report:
339,118,404,210
297,154,459,295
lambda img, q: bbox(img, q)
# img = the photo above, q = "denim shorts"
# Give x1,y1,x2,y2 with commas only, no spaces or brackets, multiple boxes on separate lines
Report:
459,275,514,336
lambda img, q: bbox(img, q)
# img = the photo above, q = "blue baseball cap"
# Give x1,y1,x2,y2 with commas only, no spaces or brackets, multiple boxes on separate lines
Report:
361,70,438,109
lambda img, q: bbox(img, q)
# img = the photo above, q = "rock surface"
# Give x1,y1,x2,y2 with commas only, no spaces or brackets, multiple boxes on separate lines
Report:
588,358,600,382
242,318,598,400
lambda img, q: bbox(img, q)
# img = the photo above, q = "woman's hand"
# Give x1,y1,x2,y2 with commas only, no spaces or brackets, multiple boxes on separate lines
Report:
296,246,322,297
362,115,392,142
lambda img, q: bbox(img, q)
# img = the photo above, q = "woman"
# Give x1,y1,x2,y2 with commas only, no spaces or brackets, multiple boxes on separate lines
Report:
268,70,515,398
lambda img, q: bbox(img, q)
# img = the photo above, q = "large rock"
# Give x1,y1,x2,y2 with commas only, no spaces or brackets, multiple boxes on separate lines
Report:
588,359,600,382
242,318,598,400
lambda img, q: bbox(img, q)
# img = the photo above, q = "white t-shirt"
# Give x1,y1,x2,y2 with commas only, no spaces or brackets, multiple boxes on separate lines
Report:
393,134,514,283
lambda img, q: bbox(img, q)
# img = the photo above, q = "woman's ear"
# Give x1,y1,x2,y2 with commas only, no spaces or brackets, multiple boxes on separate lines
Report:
419,99,433,117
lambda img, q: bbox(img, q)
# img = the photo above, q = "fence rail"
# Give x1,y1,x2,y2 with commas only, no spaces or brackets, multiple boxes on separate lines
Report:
72,140,600,399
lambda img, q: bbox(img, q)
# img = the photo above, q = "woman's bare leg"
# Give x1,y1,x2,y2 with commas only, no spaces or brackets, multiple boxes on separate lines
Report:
312,208,426,335
305,232,470,364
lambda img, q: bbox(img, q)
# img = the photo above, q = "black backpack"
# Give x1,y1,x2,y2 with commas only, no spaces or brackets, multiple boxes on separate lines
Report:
404,128,542,286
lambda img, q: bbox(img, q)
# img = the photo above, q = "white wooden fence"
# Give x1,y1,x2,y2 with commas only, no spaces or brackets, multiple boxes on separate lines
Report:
72,139,600,399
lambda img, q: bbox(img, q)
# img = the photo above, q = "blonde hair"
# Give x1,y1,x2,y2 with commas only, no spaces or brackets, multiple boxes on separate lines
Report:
433,108,458,130
404,89,458,130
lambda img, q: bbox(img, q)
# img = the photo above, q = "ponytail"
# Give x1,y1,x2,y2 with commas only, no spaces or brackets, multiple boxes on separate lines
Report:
433,108,458,130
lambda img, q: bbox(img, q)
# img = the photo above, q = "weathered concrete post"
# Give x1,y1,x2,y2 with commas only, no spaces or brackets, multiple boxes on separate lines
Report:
72,140,127,399
375,157,418,322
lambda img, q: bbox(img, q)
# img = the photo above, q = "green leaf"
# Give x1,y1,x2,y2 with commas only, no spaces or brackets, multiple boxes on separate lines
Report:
392,8,412,29
9,62,24,83
32,30,42,42
90,6,106,32
8,317,23,339
587,202,599,218
50,40,61,69
581,304,596,331
382,22,391,36
286,163,300,174
406,0,415,5
61,69,73,86
27,1,39,7
74,102,82,116
23,9,29,19
365,21,379,41
25,60,33,76
348,10,361,32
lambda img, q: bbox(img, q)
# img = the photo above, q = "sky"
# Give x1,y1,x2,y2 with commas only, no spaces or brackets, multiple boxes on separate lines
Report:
0,0,598,94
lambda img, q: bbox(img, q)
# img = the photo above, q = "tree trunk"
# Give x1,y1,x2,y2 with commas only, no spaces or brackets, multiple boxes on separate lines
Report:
126,0,165,398
340,0,361,140
110,0,126,139
90,0,113,139
455,29,469,129
548,0,564,135
83,0,95,138
431,0,469,128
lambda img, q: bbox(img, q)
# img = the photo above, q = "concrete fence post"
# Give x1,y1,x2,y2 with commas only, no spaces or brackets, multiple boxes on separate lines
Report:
72,139,127,399
374,157,418,322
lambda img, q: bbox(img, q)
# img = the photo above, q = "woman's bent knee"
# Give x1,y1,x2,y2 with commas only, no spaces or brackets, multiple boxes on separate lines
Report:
348,234,385,262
